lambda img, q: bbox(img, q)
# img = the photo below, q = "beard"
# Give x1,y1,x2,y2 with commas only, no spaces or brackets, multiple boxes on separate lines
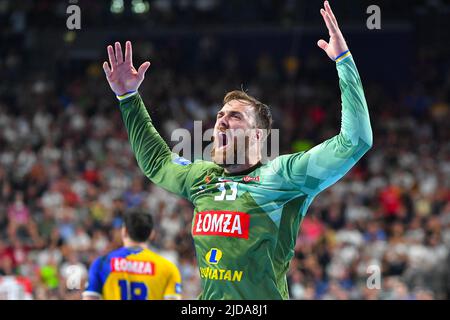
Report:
211,135,250,168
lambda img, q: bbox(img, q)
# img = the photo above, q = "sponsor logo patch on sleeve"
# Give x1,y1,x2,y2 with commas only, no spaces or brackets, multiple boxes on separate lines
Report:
172,156,191,166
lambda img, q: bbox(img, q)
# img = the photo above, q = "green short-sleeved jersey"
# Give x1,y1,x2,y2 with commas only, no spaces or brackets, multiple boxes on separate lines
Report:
119,54,372,299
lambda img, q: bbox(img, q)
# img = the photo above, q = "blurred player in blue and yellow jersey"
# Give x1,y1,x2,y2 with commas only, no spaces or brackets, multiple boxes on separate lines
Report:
82,210,182,300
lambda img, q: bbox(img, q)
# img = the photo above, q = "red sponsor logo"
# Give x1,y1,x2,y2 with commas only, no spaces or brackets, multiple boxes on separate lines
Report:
242,175,260,183
110,258,155,275
193,211,250,239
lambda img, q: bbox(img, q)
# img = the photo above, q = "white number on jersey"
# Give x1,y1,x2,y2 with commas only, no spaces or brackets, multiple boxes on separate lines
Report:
214,182,238,201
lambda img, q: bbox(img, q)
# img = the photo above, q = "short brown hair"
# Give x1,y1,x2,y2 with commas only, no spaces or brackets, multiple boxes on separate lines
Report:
223,90,273,135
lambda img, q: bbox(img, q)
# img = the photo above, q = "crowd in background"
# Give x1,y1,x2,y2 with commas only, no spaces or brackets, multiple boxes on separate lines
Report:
0,0,427,29
0,1,449,300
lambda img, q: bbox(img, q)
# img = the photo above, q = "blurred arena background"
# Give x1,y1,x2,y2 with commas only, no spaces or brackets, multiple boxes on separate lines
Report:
0,0,449,300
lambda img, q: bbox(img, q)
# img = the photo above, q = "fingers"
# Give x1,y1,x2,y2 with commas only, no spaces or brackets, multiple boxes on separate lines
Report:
125,41,133,66
320,8,338,36
107,45,116,69
317,39,329,51
115,42,123,64
106,41,147,79
137,61,151,79
102,61,112,77
324,1,339,28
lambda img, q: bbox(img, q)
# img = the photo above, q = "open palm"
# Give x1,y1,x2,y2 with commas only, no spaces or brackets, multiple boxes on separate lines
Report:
317,1,349,60
103,41,150,96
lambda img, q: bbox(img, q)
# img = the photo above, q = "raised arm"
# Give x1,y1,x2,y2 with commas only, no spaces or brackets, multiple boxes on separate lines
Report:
278,1,373,197
103,41,194,199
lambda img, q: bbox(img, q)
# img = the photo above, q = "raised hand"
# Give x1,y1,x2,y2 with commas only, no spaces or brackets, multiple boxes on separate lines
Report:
317,1,349,60
103,41,151,96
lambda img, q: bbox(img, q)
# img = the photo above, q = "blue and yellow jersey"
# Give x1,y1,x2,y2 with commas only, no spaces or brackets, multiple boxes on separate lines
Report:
83,246,182,300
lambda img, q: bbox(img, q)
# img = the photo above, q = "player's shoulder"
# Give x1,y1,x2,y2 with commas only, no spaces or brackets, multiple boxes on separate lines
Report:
171,155,218,172
104,246,134,259
93,247,136,268
261,152,306,173
88,252,111,274
177,157,223,180
192,159,219,171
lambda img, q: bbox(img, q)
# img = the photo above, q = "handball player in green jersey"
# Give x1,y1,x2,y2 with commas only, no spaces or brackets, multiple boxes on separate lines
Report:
102,1,372,299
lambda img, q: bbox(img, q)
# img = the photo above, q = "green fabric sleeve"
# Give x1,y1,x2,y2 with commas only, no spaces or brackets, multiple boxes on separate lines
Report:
277,54,373,196
119,93,196,199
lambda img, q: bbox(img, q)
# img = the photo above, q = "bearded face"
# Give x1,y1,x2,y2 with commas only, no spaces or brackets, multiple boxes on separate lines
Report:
211,100,260,168
211,131,251,167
